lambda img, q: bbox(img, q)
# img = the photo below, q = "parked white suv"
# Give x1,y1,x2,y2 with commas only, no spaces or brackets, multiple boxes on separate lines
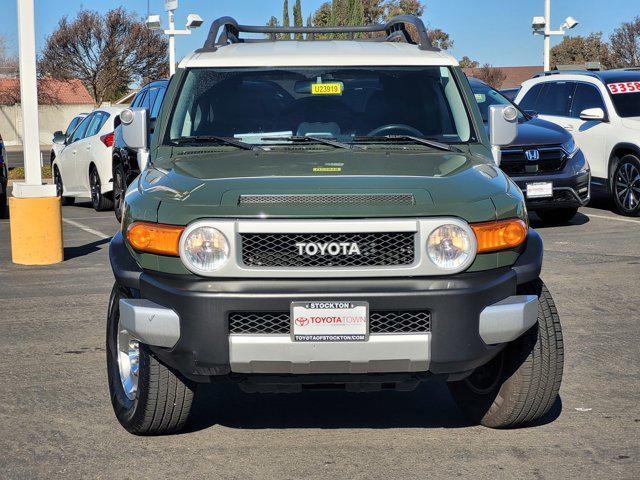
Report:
515,70,640,216
52,106,126,211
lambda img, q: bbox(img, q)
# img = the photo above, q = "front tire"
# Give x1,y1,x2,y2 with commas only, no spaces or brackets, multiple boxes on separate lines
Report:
448,279,564,428
90,166,113,212
612,154,640,217
113,162,126,222
106,284,196,435
535,207,578,225
53,166,75,206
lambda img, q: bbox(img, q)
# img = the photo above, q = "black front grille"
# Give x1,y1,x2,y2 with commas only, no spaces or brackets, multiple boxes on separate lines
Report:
241,232,415,267
500,146,566,175
238,194,415,206
229,311,431,334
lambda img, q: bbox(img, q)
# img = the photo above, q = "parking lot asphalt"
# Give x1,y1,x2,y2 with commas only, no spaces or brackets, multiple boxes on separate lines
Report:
0,197,638,479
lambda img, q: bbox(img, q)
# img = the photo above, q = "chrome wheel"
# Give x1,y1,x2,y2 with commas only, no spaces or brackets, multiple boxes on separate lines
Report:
90,168,101,209
116,325,139,401
615,160,640,212
54,168,63,197
114,165,125,221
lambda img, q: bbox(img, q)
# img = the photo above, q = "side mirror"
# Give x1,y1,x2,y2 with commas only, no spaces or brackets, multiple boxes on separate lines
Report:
52,131,66,145
580,107,605,122
120,108,149,150
489,105,518,166
489,105,518,146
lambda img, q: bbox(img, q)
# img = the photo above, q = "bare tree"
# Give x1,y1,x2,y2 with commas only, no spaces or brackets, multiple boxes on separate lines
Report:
475,64,507,89
39,8,168,106
0,34,19,74
609,16,640,67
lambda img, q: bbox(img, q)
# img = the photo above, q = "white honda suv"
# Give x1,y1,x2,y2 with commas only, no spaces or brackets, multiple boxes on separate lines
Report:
515,70,640,216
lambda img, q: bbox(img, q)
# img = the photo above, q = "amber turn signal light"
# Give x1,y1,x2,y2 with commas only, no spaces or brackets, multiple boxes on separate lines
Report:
471,219,527,253
126,222,185,256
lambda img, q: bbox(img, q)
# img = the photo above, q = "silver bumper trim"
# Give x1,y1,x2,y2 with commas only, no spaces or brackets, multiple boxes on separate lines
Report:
479,295,538,345
229,333,431,374
119,299,180,348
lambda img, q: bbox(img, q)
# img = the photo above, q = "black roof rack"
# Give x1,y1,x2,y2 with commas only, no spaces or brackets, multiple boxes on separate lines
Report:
200,15,437,52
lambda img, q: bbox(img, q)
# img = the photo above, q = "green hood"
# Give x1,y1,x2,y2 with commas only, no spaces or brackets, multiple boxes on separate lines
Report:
137,148,523,225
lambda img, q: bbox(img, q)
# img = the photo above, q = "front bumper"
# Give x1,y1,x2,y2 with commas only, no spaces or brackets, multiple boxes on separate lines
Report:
509,151,590,210
110,230,543,382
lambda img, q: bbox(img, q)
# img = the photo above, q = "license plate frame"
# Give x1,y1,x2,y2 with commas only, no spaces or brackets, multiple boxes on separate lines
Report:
526,181,554,198
290,301,369,342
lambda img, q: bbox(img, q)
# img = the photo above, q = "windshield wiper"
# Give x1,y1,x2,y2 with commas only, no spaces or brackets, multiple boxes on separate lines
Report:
171,135,259,150
261,135,357,150
353,135,454,152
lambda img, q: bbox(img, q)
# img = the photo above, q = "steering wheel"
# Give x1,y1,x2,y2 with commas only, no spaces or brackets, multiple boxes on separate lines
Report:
366,124,424,137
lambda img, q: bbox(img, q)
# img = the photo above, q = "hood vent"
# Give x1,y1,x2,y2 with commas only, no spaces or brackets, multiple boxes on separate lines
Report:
238,193,415,206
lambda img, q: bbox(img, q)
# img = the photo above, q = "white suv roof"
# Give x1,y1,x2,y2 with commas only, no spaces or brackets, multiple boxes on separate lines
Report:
180,15,458,69
181,41,457,68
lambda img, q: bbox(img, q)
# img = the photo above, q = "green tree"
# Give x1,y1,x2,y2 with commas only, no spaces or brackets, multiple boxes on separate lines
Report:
313,2,332,27
427,28,453,50
266,15,280,40
459,56,479,68
362,0,385,24
348,0,365,28
282,0,291,39
306,14,313,39
293,0,304,40
384,0,424,18
550,33,611,69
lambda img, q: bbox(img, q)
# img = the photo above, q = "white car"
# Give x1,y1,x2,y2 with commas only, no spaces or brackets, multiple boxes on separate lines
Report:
515,70,640,216
52,106,126,211
50,113,87,166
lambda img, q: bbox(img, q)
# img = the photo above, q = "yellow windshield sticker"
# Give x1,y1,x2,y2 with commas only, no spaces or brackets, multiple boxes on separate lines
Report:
313,167,342,172
311,83,343,95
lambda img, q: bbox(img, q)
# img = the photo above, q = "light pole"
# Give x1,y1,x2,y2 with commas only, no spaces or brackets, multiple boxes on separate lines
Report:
146,0,203,76
9,0,63,265
532,0,579,71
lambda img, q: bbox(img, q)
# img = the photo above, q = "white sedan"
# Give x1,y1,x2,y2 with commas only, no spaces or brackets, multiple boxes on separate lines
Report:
52,106,126,211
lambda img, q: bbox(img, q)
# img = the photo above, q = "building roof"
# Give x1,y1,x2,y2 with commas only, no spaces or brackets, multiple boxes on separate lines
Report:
463,65,543,89
181,41,458,68
0,78,94,105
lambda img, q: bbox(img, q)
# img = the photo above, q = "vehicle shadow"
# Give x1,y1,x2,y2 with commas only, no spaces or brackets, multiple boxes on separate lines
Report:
64,237,110,260
529,211,590,229
183,380,562,432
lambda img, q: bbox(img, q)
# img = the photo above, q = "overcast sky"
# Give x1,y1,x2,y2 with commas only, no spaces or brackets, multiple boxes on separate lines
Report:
0,0,637,66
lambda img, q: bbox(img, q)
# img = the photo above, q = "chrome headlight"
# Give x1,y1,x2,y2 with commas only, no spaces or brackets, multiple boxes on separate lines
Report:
562,137,578,157
427,224,474,270
180,225,229,273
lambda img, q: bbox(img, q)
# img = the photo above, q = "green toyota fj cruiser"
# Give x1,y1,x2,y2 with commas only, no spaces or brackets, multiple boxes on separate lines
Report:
107,16,563,435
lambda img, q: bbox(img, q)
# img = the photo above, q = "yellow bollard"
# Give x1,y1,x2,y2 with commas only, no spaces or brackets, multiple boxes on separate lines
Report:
9,196,64,265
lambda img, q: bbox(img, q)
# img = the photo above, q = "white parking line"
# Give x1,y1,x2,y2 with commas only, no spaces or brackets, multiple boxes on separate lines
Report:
585,213,640,225
62,218,112,239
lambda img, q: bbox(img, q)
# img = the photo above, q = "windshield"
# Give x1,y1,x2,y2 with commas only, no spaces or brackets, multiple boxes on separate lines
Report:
470,81,525,123
166,67,475,146
606,79,640,118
